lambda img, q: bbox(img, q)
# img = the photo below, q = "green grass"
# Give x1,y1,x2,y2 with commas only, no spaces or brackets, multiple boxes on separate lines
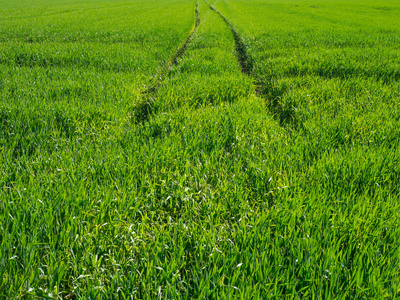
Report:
155,0,254,111
1,0,400,298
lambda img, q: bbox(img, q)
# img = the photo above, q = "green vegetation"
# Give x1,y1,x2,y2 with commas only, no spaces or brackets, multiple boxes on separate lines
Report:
1,0,399,298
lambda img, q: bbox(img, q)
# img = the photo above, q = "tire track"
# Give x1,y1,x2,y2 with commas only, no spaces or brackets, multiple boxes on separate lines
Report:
205,1,300,129
205,1,253,76
170,3,200,70
130,3,200,124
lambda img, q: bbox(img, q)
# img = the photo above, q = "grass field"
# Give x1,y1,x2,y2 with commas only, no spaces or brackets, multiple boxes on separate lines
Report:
1,0,400,298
